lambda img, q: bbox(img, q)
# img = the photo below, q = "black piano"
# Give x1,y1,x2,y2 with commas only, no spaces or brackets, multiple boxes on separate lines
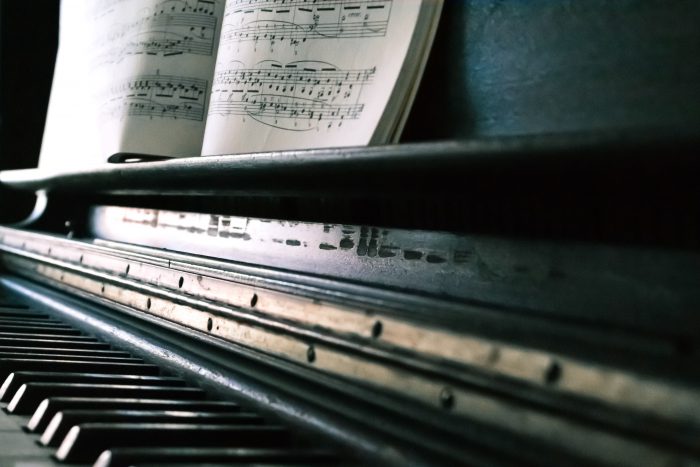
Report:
1,1,700,466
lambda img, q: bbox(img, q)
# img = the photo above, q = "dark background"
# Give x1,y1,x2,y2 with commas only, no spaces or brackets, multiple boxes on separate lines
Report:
0,1,58,220
0,1,58,170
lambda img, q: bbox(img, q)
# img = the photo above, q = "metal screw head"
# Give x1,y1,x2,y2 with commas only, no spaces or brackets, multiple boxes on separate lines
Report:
545,361,561,385
439,387,454,410
371,320,383,338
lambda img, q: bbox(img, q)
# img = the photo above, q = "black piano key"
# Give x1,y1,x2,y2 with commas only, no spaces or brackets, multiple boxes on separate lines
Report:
55,423,290,463
41,410,264,447
0,299,29,307
0,302,28,307
0,310,47,318
0,315,65,322
0,371,186,402
0,337,110,349
0,317,64,325
94,447,336,467
0,347,131,358
7,383,206,414
131,464,296,467
0,328,97,342
0,352,142,364
0,359,160,381
0,325,82,335
26,398,242,433
132,463,333,467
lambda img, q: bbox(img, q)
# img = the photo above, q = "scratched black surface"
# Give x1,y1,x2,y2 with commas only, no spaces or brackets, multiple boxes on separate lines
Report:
0,1,58,222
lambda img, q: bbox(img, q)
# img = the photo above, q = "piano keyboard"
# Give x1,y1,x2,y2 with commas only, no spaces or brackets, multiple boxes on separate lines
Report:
0,287,338,467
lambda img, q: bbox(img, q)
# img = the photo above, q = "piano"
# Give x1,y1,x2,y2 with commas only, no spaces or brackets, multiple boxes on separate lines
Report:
1,1,700,466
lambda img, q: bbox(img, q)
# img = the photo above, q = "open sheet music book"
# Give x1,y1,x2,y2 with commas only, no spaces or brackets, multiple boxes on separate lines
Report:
39,0,442,170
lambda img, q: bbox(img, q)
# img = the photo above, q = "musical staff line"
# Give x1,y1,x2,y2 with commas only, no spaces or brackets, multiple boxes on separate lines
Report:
104,74,208,121
94,0,220,64
209,98,364,121
221,0,392,46
214,66,375,87
209,61,374,130
226,0,387,12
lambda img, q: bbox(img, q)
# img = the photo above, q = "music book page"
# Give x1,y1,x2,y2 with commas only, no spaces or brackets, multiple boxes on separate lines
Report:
39,0,441,170
201,0,441,155
40,0,225,170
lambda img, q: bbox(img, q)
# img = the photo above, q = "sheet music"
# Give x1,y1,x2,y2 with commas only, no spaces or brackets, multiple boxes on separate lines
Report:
40,0,438,168
207,62,375,130
102,75,208,121
40,0,225,170
201,0,427,154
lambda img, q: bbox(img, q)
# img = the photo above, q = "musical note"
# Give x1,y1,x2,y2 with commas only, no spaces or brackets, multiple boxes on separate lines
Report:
94,0,221,65
208,60,374,130
103,74,208,121
220,0,393,47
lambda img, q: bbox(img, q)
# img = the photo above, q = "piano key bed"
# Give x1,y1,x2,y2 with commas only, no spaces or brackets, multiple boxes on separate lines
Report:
0,286,337,467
